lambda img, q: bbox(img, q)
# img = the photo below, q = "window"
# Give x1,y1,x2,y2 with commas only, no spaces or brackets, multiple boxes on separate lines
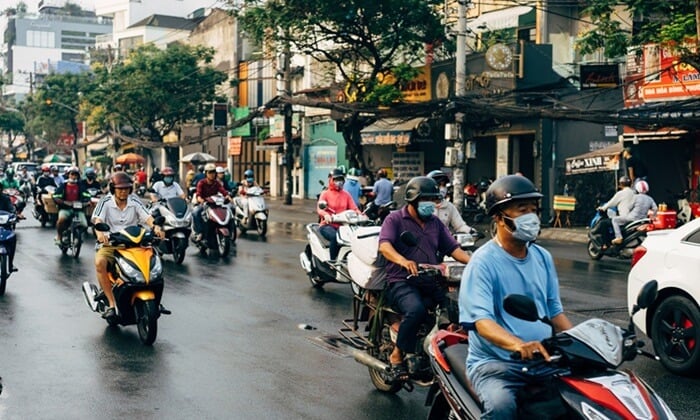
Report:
683,229,700,245
27,30,55,48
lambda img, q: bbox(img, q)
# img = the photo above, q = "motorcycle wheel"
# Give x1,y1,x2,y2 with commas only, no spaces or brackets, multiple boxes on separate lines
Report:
587,240,603,260
71,227,82,259
0,254,8,296
172,238,187,264
135,299,158,345
368,323,402,393
217,234,231,257
651,295,700,376
256,220,267,237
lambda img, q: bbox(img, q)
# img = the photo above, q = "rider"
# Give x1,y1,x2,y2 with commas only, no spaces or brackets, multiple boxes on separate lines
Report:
150,167,186,202
317,168,359,262
36,165,57,195
428,170,473,234
343,168,363,208
50,165,65,186
92,172,163,323
611,180,658,245
595,176,636,244
192,163,230,242
190,165,205,188
149,167,163,186
0,183,18,271
53,167,90,245
216,167,235,192
459,175,573,419
1,168,26,219
80,167,103,192
134,166,147,190
237,169,259,196
377,176,471,379
372,169,393,206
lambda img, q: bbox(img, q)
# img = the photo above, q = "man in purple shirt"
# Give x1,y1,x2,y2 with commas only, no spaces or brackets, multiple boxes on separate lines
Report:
378,176,471,379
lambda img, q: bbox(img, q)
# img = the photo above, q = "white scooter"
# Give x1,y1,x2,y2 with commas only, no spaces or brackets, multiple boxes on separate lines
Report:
299,202,375,290
150,196,192,264
234,186,269,237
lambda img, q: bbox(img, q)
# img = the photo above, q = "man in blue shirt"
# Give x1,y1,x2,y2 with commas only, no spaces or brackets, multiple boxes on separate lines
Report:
372,168,393,206
379,176,470,380
459,175,572,419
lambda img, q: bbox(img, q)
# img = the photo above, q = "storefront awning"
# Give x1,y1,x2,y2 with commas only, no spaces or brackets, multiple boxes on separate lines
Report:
565,143,622,175
621,128,687,142
469,6,535,33
360,118,422,146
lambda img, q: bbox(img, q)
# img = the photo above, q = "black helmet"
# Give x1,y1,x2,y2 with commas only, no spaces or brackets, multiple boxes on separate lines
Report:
618,176,631,186
329,168,345,180
485,175,543,215
85,167,96,180
405,176,442,203
427,170,449,185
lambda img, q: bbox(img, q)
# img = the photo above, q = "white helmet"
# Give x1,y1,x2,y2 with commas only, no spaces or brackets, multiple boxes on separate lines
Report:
635,180,649,194
204,163,216,172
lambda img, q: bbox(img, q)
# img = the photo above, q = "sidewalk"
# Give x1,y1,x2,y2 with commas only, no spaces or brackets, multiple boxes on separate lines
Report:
267,196,589,244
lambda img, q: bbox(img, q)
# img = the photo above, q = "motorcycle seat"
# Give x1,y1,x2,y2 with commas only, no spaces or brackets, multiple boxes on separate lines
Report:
443,343,483,410
310,225,331,248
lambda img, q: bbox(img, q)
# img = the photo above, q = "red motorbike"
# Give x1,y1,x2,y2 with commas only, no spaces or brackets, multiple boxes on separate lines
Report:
425,281,675,419
191,194,235,258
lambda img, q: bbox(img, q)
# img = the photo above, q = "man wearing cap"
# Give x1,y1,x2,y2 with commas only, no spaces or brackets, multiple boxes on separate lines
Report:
192,163,230,242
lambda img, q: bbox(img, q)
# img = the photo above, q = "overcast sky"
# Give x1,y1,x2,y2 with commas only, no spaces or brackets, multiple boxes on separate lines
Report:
0,0,95,13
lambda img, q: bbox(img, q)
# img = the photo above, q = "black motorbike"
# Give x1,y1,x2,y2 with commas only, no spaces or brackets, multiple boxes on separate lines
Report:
0,210,17,295
362,200,395,225
587,209,651,260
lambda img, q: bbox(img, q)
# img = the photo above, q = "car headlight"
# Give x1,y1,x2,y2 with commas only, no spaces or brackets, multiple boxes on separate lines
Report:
150,255,163,280
0,215,9,225
117,259,146,283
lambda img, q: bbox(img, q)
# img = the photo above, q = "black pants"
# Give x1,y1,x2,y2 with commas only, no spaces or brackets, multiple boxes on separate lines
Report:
388,277,446,353
319,225,340,260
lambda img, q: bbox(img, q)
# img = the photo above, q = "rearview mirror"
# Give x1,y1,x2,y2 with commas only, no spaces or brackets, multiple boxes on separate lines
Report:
94,223,110,232
318,201,328,210
503,294,540,322
153,216,165,226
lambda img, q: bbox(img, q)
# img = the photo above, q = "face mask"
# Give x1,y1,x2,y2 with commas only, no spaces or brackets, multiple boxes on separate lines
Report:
333,180,344,189
504,212,540,242
163,176,174,185
416,201,436,220
439,187,447,198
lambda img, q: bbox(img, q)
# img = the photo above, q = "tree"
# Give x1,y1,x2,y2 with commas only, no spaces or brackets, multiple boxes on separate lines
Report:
232,0,446,170
577,1,698,63
87,43,228,147
0,111,24,159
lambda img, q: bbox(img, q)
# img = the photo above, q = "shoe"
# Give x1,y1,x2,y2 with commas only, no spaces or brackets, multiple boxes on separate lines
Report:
390,363,409,381
10,266,17,273
611,238,623,245
54,238,62,246
16,214,25,220
404,353,419,375
102,307,118,323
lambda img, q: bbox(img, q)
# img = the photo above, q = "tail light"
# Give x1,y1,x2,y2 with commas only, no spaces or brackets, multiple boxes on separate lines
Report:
631,246,647,268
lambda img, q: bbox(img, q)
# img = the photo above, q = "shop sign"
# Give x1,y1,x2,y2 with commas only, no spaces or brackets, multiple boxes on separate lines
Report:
580,64,620,89
392,152,424,179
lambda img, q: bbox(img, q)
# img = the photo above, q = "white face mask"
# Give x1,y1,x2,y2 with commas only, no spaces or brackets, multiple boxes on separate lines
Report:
503,212,541,242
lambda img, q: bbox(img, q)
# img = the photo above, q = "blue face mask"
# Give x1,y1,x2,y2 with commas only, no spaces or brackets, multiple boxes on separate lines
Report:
504,212,540,242
247,177,254,184
163,176,174,185
416,201,436,220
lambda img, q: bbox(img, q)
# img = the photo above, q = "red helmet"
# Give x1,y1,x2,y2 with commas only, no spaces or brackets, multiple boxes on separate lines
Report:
161,167,175,176
41,164,50,173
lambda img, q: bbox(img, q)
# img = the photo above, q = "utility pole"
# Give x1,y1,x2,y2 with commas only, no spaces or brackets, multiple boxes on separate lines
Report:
452,0,468,214
282,40,293,205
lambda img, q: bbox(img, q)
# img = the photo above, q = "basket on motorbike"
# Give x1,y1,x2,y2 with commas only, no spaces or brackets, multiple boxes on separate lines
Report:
42,193,59,214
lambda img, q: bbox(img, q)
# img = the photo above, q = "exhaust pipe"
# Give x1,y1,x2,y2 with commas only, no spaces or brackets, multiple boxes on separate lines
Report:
351,349,390,372
82,282,98,312
299,252,313,274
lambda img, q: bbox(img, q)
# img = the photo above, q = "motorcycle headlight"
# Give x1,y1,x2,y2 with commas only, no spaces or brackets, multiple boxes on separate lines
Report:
165,214,178,227
150,255,163,280
117,258,146,283
0,215,9,225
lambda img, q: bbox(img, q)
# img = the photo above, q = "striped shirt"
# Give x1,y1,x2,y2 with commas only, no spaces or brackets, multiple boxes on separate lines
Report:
92,194,150,232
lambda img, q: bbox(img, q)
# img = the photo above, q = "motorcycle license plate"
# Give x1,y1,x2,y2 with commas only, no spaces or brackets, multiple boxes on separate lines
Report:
72,202,84,209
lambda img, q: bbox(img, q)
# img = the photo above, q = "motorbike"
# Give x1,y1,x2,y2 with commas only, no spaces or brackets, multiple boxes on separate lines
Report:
191,193,235,258
19,179,33,203
425,280,676,419
85,186,104,234
0,210,17,296
299,203,374,290
234,185,269,237
33,185,58,227
57,201,88,258
339,235,465,393
136,183,147,198
151,196,192,264
362,199,395,225
81,222,170,345
669,190,700,226
587,209,651,260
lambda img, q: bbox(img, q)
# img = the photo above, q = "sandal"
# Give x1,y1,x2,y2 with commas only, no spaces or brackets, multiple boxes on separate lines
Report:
390,363,409,381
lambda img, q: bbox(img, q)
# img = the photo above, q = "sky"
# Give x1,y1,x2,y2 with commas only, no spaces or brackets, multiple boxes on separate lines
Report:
0,0,95,13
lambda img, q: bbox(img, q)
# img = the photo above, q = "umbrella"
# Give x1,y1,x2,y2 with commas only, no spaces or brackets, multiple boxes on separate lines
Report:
115,153,145,165
181,152,216,164
43,154,69,163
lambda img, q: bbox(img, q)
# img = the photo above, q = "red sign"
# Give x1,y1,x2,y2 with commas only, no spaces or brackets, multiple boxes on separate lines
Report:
228,136,242,156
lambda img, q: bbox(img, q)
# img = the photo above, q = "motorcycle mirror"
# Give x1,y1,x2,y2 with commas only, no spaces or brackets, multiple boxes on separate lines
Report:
503,294,545,323
94,223,110,232
399,231,418,247
153,216,165,226
633,280,658,313
318,201,328,210
318,179,325,186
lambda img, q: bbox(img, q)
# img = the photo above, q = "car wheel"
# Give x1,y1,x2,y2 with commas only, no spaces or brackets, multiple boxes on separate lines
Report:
651,295,700,376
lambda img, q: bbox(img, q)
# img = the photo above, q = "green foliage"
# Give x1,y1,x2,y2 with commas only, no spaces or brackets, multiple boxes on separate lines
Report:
233,0,444,104
0,112,24,135
577,0,697,58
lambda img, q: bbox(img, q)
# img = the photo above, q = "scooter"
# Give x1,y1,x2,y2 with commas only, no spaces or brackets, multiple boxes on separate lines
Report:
33,185,58,227
234,186,269,237
151,196,192,264
57,201,88,258
85,186,103,234
0,210,17,296
587,209,651,260
191,193,235,258
425,281,676,419
299,203,374,289
362,199,395,225
81,223,170,345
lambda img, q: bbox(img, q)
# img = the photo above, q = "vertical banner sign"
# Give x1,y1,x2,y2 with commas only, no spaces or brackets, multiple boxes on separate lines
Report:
228,136,242,156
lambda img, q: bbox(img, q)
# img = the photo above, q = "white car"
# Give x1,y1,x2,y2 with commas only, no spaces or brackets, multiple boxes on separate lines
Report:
628,217,700,376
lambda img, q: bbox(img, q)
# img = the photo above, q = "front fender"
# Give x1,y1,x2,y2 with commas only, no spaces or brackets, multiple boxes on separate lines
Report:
130,290,156,305
216,227,230,237
254,212,267,221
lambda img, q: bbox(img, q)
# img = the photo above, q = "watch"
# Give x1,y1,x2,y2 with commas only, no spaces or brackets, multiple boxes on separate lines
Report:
485,44,513,71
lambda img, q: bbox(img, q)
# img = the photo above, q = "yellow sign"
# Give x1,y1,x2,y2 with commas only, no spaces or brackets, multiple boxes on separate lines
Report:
343,65,432,103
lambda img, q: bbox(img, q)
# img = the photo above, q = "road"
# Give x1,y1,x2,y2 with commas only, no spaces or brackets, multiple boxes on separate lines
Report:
0,212,696,419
